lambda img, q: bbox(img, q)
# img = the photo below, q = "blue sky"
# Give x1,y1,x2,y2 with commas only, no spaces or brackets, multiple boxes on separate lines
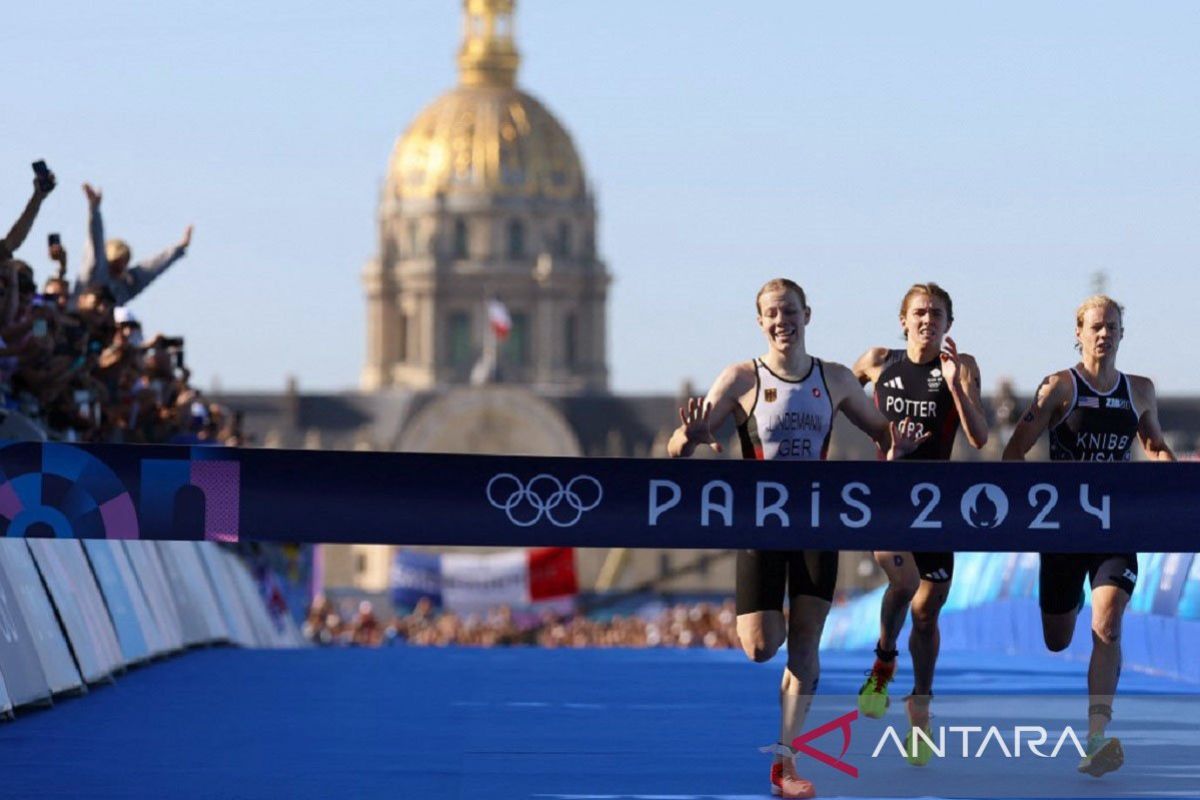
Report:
3,1,1198,395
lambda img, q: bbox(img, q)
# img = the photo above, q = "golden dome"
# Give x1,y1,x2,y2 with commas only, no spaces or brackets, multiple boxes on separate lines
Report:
386,0,586,202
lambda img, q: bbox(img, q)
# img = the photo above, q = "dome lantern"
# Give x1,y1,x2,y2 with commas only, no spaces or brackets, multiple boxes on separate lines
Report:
458,0,520,89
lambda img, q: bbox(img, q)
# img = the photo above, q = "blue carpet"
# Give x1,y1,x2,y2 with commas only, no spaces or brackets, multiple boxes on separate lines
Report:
0,647,1196,799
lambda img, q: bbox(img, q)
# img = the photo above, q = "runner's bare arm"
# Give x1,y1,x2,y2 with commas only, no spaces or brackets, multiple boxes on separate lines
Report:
851,347,889,387
1129,375,1175,462
667,362,754,458
1001,372,1072,461
949,351,989,449
824,360,890,449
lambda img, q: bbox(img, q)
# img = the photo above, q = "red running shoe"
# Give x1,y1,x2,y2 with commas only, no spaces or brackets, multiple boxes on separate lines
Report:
770,759,816,798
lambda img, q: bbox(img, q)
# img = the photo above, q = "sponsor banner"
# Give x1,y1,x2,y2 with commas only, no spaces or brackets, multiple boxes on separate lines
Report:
757,694,1200,798
392,547,577,613
2,440,1200,550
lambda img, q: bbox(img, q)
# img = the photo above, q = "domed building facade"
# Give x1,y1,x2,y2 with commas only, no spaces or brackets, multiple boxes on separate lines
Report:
362,0,610,392
219,1,782,596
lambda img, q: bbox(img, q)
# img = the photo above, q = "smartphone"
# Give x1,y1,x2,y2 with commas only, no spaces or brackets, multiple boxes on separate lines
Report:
48,233,61,248
32,319,48,337
174,350,186,369
31,160,54,192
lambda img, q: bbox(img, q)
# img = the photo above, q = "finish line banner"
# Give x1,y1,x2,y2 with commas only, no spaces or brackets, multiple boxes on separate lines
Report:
0,440,1198,551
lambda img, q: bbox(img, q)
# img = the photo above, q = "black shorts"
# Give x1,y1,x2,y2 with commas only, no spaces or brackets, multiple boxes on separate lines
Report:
913,551,954,583
1038,553,1138,615
735,550,838,613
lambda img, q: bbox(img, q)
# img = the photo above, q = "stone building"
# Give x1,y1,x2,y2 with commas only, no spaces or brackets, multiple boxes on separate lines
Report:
361,0,609,394
219,0,747,597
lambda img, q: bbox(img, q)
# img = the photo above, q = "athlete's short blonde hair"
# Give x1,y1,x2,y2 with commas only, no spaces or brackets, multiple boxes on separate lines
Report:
1075,295,1124,330
105,238,131,266
900,282,954,325
756,278,808,314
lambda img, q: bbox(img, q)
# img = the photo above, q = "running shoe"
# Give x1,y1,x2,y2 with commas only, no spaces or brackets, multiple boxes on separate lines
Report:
770,760,816,799
1077,734,1124,777
857,658,896,719
904,695,934,767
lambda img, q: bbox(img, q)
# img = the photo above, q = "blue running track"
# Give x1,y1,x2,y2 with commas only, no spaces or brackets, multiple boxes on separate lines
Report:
0,647,1196,799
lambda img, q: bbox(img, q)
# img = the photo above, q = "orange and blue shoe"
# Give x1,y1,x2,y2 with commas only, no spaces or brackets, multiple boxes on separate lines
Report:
770,759,817,799
857,658,896,719
1078,734,1124,777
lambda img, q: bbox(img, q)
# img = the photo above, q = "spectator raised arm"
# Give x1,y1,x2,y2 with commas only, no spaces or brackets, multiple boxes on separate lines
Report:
2,173,56,260
76,182,194,305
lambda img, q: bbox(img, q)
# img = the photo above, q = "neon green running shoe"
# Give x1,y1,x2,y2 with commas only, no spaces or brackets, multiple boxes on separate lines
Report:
1078,734,1124,777
904,724,934,766
904,695,934,767
857,659,896,719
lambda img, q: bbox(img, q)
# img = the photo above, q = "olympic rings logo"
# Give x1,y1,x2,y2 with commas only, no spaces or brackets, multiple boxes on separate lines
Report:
486,473,604,527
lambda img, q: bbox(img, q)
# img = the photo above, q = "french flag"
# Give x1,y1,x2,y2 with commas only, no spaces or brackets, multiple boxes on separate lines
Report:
391,547,577,614
487,298,512,341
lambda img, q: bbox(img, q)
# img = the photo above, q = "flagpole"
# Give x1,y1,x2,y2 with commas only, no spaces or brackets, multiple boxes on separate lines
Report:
486,314,497,383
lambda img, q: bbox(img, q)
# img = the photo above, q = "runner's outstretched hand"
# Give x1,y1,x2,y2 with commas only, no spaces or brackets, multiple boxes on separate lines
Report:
678,396,723,454
887,417,931,460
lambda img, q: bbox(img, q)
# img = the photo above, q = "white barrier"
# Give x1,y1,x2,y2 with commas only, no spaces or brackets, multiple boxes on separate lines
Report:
58,541,125,673
0,538,300,720
155,542,211,647
107,541,169,659
172,543,230,643
0,549,51,707
83,541,151,664
197,543,257,649
122,541,184,653
224,552,288,648
27,540,115,684
0,541,82,695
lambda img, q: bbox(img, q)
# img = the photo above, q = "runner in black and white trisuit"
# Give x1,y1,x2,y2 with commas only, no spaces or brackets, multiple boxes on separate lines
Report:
668,278,927,799
1003,295,1174,778
851,283,989,764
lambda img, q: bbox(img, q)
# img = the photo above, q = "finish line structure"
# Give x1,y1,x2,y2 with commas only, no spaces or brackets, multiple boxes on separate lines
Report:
0,440,1195,551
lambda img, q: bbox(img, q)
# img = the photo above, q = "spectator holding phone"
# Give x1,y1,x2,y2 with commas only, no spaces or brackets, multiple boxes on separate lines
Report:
76,183,194,305
1,164,57,262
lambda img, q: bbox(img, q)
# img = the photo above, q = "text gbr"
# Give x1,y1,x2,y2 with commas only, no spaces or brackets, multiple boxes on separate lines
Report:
646,480,1111,530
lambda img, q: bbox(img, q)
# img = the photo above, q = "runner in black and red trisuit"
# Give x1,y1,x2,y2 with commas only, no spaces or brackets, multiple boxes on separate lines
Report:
851,282,990,765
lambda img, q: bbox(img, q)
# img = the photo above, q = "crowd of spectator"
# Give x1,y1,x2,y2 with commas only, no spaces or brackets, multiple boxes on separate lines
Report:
303,594,744,649
1,162,243,444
